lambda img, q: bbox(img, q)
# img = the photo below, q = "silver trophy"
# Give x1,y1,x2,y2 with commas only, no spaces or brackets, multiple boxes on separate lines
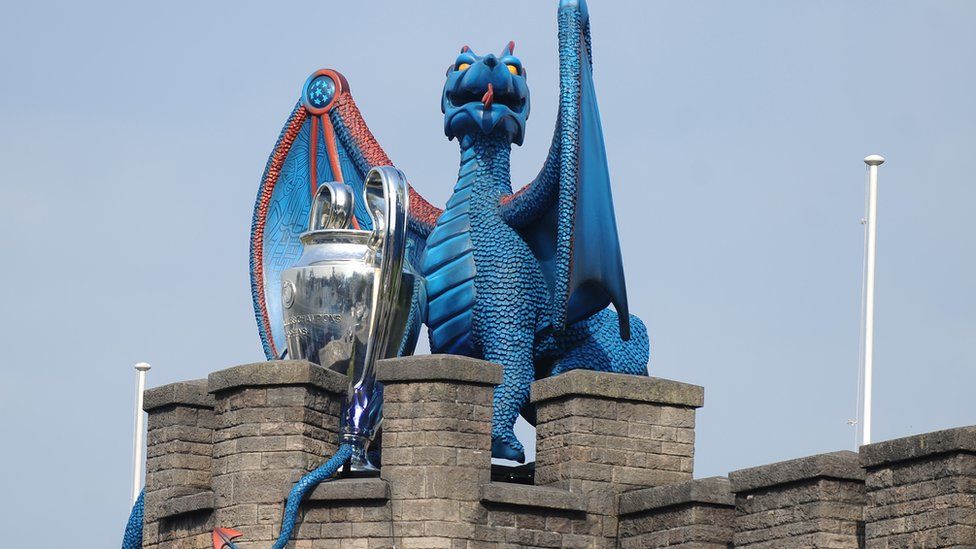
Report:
281,166,414,473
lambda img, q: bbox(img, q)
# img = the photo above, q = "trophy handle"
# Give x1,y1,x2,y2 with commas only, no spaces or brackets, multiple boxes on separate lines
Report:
362,167,409,365
308,182,355,231
339,166,409,466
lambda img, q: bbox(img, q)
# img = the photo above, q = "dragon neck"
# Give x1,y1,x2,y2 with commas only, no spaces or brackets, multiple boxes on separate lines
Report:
455,133,513,196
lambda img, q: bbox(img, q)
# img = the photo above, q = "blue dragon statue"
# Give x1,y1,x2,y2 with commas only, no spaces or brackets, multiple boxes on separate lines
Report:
250,0,649,463
121,2,650,548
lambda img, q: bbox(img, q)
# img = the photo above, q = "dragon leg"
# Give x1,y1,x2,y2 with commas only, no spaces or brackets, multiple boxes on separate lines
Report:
484,327,536,463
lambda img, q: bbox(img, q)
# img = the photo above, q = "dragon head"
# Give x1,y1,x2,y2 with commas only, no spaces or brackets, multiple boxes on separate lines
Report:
442,41,530,145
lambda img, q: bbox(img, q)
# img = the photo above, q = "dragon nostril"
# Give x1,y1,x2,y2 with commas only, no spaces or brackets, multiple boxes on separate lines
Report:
483,55,497,68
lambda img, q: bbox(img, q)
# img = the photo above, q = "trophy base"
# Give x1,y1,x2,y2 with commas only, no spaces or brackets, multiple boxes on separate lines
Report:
340,439,381,477
340,464,381,478
491,461,535,485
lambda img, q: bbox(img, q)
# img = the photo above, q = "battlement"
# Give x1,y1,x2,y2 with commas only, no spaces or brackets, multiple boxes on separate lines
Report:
140,356,976,548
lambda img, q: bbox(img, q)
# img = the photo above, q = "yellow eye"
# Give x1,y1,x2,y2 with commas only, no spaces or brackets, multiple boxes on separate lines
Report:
507,64,518,75
457,63,470,71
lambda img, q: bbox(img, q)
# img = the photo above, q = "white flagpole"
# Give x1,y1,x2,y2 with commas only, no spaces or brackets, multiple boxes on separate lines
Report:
132,362,151,504
861,155,884,446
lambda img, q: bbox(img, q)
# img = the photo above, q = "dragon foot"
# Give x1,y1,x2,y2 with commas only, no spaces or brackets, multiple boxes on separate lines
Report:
491,432,526,463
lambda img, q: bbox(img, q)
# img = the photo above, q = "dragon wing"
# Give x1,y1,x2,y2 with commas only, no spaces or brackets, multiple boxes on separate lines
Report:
500,0,631,339
250,69,441,359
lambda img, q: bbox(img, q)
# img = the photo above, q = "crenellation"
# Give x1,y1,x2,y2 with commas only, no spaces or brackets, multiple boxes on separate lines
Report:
730,451,865,548
617,477,735,548
532,370,703,496
376,356,498,547
137,356,976,547
142,379,216,549
207,360,346,548
861,426,976,548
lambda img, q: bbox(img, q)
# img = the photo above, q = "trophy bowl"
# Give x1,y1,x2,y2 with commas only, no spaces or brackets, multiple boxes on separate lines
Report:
281,167,414,473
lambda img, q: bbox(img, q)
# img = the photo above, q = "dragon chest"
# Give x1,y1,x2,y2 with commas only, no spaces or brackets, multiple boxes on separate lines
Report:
420,179,477,355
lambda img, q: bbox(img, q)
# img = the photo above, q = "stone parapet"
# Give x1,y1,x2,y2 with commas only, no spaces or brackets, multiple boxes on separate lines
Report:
376,354,500,548
860,426,976,548
531,371,703,494
295,478,394,548
133,353,976,547
478,483,601,548
208,360,346,548
142,379,215,549
522,370,703,548
617,477,734,548
729,451,866,548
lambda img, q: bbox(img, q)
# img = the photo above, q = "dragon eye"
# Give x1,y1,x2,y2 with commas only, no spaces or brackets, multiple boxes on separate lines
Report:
457,63,471,71
507,64,518,75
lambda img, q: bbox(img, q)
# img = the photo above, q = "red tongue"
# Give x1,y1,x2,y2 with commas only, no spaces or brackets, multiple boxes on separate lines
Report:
481,83,494,109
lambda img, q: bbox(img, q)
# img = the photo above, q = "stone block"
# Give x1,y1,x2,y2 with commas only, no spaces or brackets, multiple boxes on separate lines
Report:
479,482,586,512
730,451,865,548
208,360,348,395
860,425,976,468
159,490,215,519
145,379,214,411
304,478,390,502
619,476,734,515
377,355,499,547
532,371,703,495
531,371,704,407
729,450,865,493
617,477,734,548
142,379,216,548
376,355,502,386
860,426,976,548
208,360,346,546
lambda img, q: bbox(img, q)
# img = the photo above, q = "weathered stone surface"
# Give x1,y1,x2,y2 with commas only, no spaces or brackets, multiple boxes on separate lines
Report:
860,425,976,467
379,355,498,547
531,370,704,408
136,352,976,548
733,482,866,547
160,490,214,518
618,504,734,548
861,427,976,548
145,379,213,411
155,511,213,549
731,452,866,549
305,478,390,502
729,450,864,493
534,371,699,496
480,482,586,512
619,477,733,516
207,360,345,547
376,354,502,386
143,378,216,549
617,477,734,548
208,360,347,395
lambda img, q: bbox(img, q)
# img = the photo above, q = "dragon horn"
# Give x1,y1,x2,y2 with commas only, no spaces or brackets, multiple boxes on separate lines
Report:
212,527,243,549
503,41,515,56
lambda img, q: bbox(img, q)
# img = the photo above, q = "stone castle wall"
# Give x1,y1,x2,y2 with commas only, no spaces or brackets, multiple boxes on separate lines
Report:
140,355,976,548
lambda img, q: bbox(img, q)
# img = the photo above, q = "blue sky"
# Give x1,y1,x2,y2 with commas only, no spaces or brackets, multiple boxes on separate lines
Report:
2,1,975,545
